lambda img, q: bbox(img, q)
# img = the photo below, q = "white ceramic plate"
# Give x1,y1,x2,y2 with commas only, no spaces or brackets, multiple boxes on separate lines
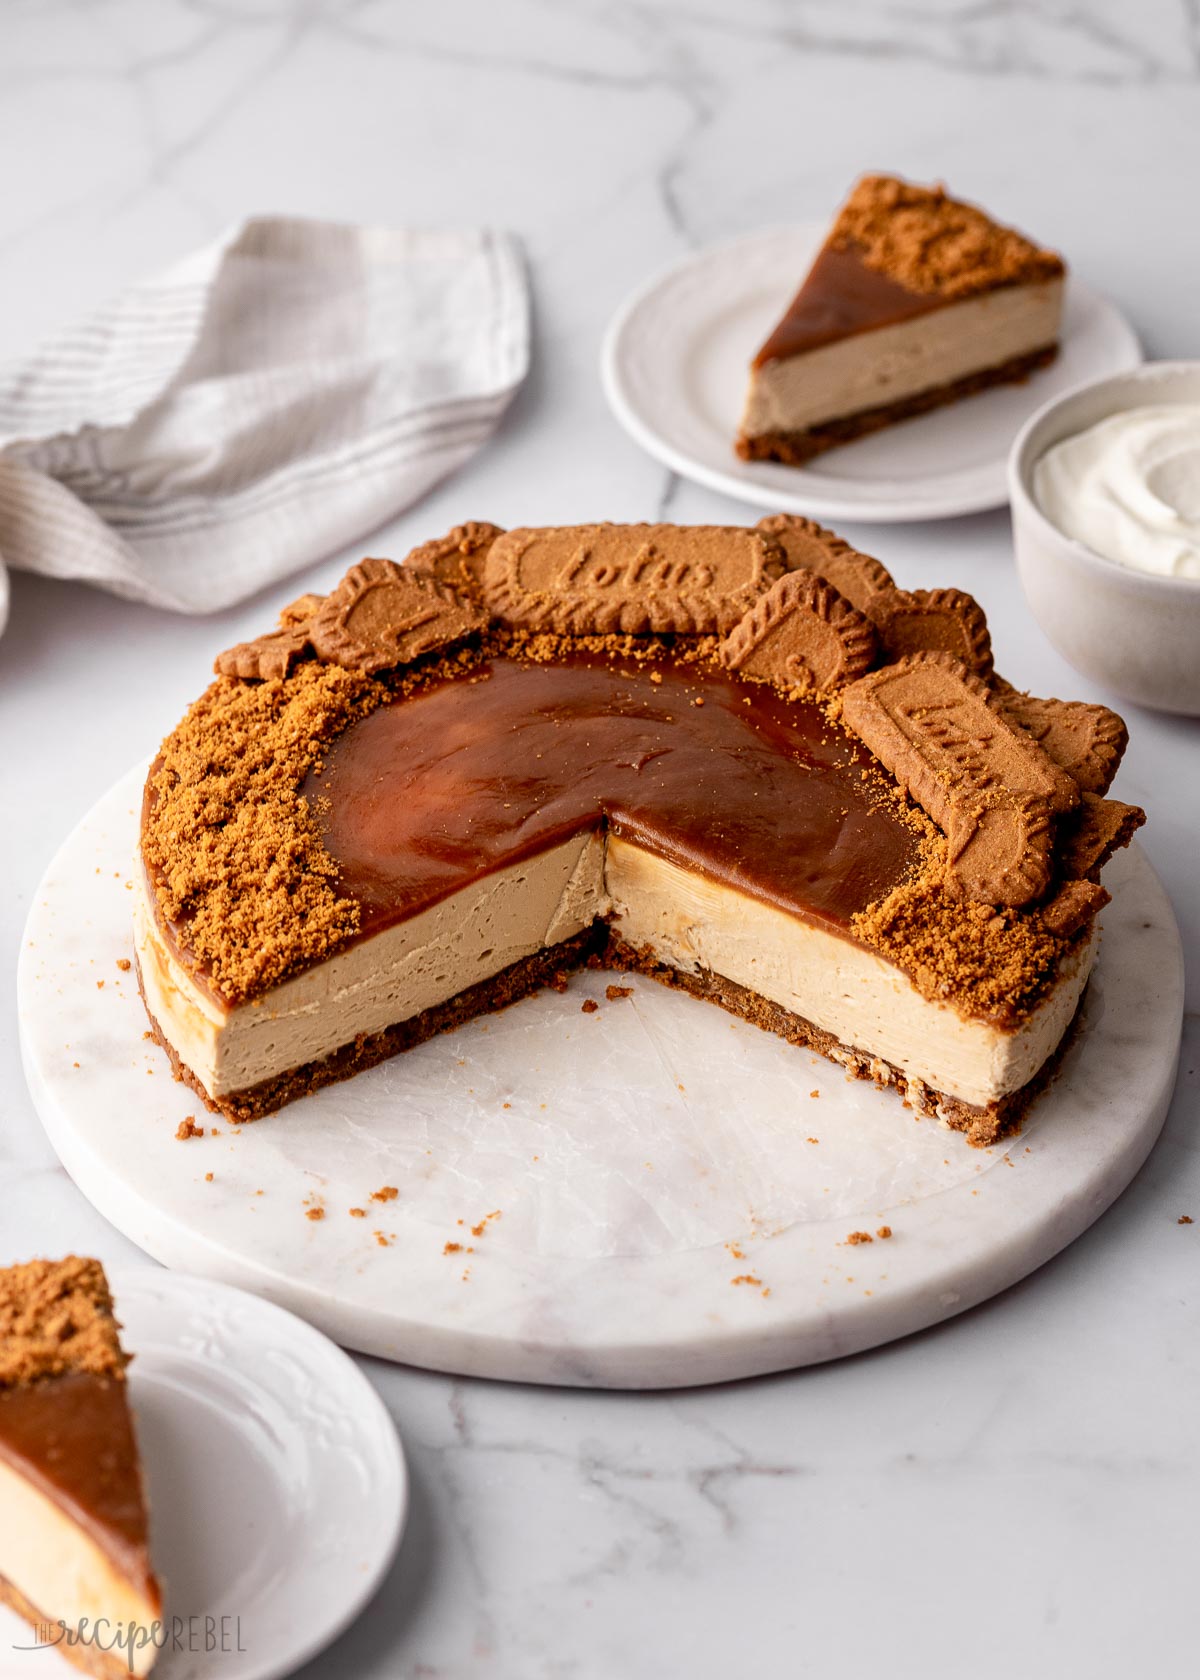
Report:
0,1271,406,1680
601,223,1142,523
16,765,1183,1389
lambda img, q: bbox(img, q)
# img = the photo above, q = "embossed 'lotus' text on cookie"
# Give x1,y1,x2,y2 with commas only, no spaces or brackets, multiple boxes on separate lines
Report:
842,654,1079,820
840,653,1077,905
484,524,783,634
721,572,876,695
311,558,486,675
757,514,894,610
867,588,994,676
991,685,1127,795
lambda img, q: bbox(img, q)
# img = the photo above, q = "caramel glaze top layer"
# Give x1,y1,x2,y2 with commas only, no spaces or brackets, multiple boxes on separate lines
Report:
304,648,922,943
752,244,947,368
0,1370,159,1605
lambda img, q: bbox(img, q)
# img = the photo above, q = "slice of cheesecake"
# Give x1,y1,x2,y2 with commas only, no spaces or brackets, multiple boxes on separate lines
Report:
135,520,1141,1147
0,1259,161,1680
737,175,1065,465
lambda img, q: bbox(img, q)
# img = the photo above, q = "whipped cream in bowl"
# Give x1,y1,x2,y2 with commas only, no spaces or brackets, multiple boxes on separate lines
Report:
1033,405,1200,581
1008,362,1200,715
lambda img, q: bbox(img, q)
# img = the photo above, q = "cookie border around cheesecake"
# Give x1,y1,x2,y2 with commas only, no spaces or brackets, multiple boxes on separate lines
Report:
135,516,1142,1148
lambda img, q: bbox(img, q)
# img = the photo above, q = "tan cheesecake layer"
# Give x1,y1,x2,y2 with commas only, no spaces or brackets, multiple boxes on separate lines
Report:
737,175,1065,463
138,519,1141,1142
134,649,1099,1118
135,847,1096,1128
0,1447,159,1680
0,1261,161,1680
740,277,1062,442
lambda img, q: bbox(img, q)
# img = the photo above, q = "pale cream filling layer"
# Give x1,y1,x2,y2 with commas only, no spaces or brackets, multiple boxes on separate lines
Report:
135,829,1095,1111
605,840,1095,1109
740,279,1063,438
0,1458,158,1676
133,834,607,1100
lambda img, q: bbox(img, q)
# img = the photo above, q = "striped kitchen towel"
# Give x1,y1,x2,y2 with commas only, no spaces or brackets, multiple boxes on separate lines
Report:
0,218,528,615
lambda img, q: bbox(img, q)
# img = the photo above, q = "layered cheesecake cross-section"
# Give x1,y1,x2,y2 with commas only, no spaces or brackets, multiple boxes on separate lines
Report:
737,174,1065,465
0,1258,161,1680
137,519,1142,1146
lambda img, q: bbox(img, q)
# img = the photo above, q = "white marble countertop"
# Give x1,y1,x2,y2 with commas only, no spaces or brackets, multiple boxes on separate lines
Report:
1,3,1197,1675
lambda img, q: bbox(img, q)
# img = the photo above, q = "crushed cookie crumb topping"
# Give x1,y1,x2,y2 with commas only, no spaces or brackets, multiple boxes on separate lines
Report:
831,175,1064,299
0,1258,126,1388
141,523,1141,1026
141,661,381,1003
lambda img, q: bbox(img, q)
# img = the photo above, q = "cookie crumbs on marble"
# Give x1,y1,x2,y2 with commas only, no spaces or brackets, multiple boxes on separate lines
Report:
581,998,599,1014
605,984,633,1001
846,1231,873,1245
0,1257,126,1388
175,1116,203,1140
371,1186,399,1203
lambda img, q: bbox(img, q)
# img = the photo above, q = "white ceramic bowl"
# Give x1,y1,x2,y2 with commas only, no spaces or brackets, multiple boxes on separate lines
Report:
1008,361,1200,716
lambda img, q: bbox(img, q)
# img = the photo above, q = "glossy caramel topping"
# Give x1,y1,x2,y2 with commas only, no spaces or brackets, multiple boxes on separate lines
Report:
753,244,944,368
0,1370,159,1605
306,650,922,939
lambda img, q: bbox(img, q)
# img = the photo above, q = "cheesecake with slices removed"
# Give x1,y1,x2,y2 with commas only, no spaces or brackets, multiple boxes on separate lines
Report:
135,518,1142,1147
0,1258,161,1679
737,175,1065,465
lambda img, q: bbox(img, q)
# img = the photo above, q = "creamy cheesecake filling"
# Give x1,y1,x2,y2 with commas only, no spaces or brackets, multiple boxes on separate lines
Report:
136,831,1096,1113
605,840,1095,1108
0,1459,158,1676
134,834,607,1101
740,279,1063,439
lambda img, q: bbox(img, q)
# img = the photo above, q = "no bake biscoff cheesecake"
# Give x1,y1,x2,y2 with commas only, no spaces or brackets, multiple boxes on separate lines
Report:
737,175,1065,465
136,517,1142,1147
0,1259,161,1680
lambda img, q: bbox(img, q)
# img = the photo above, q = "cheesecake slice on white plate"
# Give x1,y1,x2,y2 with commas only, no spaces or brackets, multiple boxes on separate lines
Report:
737,174,1065,466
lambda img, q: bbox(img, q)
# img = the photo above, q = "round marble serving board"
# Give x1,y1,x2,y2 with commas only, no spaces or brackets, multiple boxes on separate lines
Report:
18,764,1183,1389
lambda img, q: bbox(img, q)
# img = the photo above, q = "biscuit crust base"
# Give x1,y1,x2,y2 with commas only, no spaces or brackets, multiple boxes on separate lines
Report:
138,922,1076,1148
735,344,1058,466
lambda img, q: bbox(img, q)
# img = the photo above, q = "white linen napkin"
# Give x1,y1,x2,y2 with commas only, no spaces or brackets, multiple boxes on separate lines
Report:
0,217,528,615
